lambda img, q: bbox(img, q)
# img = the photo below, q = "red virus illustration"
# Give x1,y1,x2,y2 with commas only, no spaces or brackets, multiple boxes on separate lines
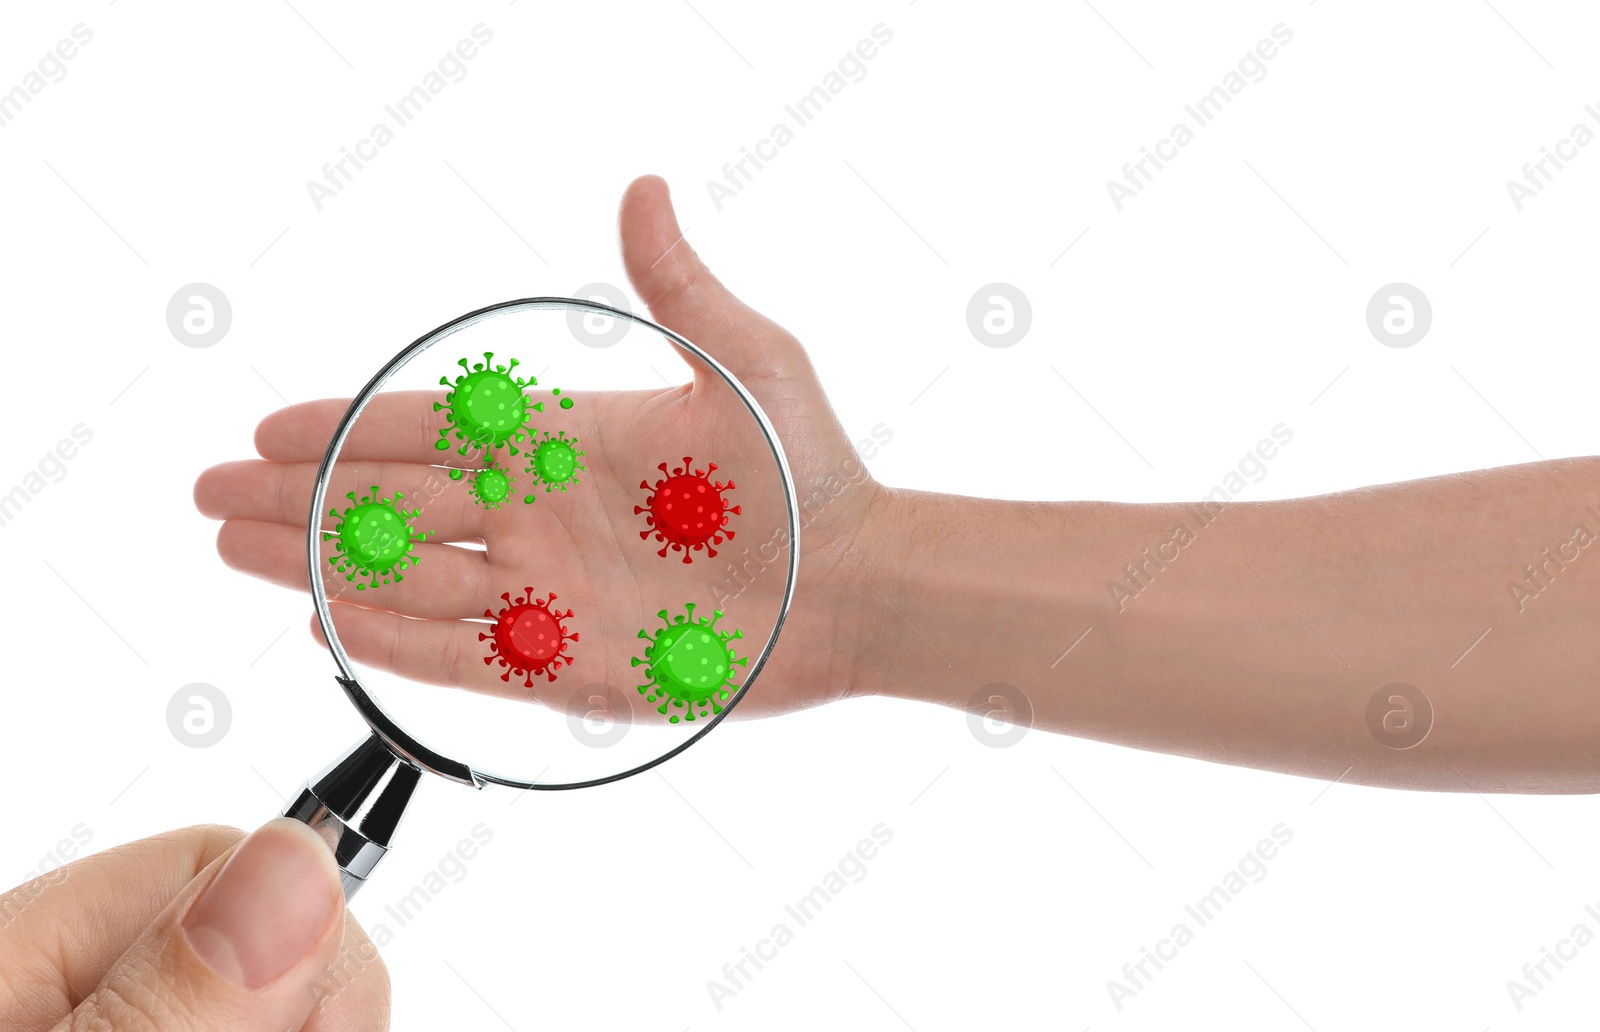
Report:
635,456,740,563
480,589,578,686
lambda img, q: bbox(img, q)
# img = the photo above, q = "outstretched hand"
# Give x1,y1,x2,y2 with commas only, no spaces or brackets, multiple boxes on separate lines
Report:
194,176,889,720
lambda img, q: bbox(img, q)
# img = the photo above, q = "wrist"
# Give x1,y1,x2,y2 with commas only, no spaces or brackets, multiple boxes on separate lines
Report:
837,486,968,707
838,487,1124,715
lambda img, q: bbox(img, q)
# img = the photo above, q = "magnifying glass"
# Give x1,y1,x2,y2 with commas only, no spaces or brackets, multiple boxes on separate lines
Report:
280,297,800,897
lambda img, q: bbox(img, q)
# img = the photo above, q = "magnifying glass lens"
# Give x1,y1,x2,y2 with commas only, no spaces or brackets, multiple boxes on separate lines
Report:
311,300,796,789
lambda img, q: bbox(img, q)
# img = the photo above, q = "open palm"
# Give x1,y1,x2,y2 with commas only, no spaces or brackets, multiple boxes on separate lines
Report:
194,176,884,722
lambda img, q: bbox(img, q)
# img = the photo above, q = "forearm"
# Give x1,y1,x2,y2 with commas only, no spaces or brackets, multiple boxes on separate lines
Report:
853,458,1600,793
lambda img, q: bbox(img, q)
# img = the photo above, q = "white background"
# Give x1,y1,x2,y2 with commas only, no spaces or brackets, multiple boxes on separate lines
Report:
3,1,1599,1029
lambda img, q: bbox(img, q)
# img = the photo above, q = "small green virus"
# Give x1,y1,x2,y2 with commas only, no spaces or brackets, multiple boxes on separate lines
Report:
522,430,586,501
434,352,543,457
551,387,574,411
324,486,431,590
469,465,513,509
632,603,747,723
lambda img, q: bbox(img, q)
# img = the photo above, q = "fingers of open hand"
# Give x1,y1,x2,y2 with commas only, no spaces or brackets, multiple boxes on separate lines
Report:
254,392,455,465
214,520,488,620
312,605,561,706
196,459,487,542
251,389,613,465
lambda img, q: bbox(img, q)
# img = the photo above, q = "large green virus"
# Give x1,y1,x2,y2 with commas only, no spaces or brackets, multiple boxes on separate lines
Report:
324,487,431,589
523,430,585,502
434,352,543,457
469,465,513,509
632,603,747,723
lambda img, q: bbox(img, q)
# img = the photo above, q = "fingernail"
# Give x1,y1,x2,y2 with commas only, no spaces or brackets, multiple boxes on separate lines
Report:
182,818,341,989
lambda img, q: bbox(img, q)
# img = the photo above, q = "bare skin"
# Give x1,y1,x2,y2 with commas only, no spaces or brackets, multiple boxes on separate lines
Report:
864,469,1600,794
0,823,389,1032
195,174,1600,794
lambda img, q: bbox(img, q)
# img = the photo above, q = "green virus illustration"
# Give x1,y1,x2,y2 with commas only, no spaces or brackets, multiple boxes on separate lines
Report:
323,487,431,590
434,352,543,457
522,430,586,501
632,603,747,723
468,464,514,509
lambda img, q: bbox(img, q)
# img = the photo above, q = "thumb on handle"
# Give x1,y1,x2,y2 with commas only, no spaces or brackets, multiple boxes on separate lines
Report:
61,818,347,1032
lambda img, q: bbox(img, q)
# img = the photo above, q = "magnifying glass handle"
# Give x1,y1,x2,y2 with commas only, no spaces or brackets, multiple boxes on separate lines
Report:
282,734,421,900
